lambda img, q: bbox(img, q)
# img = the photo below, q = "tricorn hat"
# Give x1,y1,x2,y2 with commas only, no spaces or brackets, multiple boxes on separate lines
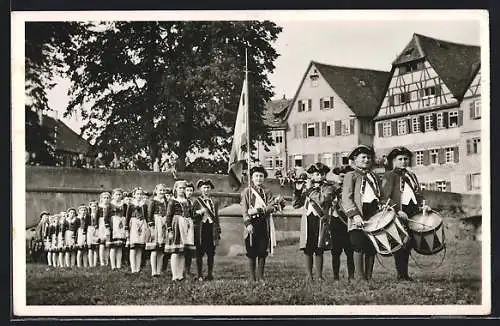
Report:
332,165,355,175
185,182,195,189
306,162,331,175
348,145,375,161
296,172,308,182
196,179,215,189
387,146,413,169
250,165,268,178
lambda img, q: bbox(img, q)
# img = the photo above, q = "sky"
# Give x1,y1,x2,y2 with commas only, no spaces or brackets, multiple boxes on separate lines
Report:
44,14,483,135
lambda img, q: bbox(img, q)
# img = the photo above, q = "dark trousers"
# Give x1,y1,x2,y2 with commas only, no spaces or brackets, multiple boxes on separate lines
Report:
394,202,419,279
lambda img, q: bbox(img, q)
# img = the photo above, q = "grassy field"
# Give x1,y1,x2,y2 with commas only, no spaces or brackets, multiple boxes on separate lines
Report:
26,238,481,305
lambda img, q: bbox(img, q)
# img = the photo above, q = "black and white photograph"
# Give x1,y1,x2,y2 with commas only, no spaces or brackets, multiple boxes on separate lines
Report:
12,9,490,316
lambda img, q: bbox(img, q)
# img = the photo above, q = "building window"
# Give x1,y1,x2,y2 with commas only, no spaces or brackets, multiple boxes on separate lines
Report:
430,149,439,165
298,100,306,112
275,157,283,169
294,155,303,168
326,121,334,136
382,121,392,137
397,119,407,135
467,137,481,155
341,152,349,165
310,74,319,87
436,112,444,129
321,153,333,167
412,117,421,133
265,157,274,169
449,111,458,127
341,120,351,136
472,173,481,190
423,86,436,97
470,99,481,119
399,92,411,104
274,130,284,144
445,147,454,163
420,183,426,190
416,151,424,166
321,97,333,110
307,123,316,137
424,114,433,131
435,180,447,192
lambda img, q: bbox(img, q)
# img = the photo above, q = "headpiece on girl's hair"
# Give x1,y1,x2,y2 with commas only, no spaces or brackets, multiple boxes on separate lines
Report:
250,165,268,178
99,191,111,199
347,144,375,161
67,207,76,214
132,187,144,195
196,179,215,189
112,188,124,195
154,183,167,194
173,180,187,196
306,162,331,175
77,204,88,212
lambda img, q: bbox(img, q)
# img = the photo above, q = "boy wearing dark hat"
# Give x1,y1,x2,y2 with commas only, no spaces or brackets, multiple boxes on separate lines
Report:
330,165,355,280
341,145,380,281
192,179,221,281
184,181,196,277
241,165,285,282
381,146,430,281
293,162,338,282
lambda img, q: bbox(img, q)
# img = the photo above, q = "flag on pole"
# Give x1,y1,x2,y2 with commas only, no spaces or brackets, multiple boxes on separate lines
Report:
228,77,249,190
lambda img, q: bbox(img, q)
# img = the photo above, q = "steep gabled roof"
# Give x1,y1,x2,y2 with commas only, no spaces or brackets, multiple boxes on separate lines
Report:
42,115,91,154
263,97,291,128
393,33,480,100
285,61,391,120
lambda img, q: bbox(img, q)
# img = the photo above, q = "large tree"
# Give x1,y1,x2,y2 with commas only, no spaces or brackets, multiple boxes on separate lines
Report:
64,21,282,170
25,22,83,164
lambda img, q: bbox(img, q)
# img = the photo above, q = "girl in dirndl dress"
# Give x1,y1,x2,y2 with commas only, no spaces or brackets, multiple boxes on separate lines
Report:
44,214,57,267
108,188,127,270
97,192,112,267
184,182,196,277
56,212,68,268
49,214,59,267
165,180,195,282
76,204,89,268
65,208,78,267
126,187,149,273
147,184,169,277
40,212,52,266
87,200,99,267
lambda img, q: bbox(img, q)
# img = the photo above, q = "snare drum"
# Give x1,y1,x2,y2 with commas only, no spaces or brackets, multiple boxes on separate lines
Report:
408,210,445,255
363,206,409,256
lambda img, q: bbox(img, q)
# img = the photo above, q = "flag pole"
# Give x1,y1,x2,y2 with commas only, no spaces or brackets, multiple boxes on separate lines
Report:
245,47,251,188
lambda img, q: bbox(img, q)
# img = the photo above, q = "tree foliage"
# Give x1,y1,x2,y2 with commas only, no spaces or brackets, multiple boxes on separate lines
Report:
64,21,282,170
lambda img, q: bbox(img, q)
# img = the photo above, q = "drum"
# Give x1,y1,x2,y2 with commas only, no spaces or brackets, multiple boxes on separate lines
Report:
408,210,445,255
363,206,409,256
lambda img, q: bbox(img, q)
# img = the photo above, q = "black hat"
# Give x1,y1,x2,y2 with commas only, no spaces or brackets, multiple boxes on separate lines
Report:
306,162,331,175
348,145,375,161
387,147,413,169
250,165,268,178
296,172,308,182
332,165,355,175
196,179,215,189
185,182,195,189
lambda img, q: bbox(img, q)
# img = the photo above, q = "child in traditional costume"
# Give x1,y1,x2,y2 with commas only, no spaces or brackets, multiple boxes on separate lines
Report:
75,204,89,268
147,184,169,277
108,188,127,270
87,200,99,267
49,214,59,267
341,145,381,281
56,212,68,268
192,179,221,281
97,192,112,267
183,181,196,277
64,208,78,267
241,166,285,282
39,211,51,266
126,187,149,273
165,180,196,282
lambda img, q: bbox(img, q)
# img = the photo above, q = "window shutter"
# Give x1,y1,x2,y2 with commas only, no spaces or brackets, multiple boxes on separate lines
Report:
308,99,312,111
458,110,463,126
419,89,424,98
319,98,323,110
466,139,471,155
469,102,475,119
350,119,355,135
378,122,383,137
330,96,334,108
466,174,472,191
391,120,398,136
388,95,394,106
314,122,320,137
438,148,445,164
419,115,425,132
453,146,459,163
410,151,416,167
443,111,449,128
407,119,412,134
293,124,298,139
321,121,327,137
445,181,451,192
298,100,302,112
303,123,308,138
423,150,430,166
335,120,341,136
432,113,438,130
435,84,441,96
288,155,292,169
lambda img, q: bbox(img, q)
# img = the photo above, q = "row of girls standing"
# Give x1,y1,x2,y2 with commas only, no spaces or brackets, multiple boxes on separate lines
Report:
40,179,222,281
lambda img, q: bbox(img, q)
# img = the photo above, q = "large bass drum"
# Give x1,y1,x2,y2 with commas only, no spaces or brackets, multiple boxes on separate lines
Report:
407,210,445,256
363,206,409,256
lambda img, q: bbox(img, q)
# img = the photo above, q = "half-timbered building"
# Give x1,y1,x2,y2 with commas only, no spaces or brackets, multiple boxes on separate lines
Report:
373,33,481,193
